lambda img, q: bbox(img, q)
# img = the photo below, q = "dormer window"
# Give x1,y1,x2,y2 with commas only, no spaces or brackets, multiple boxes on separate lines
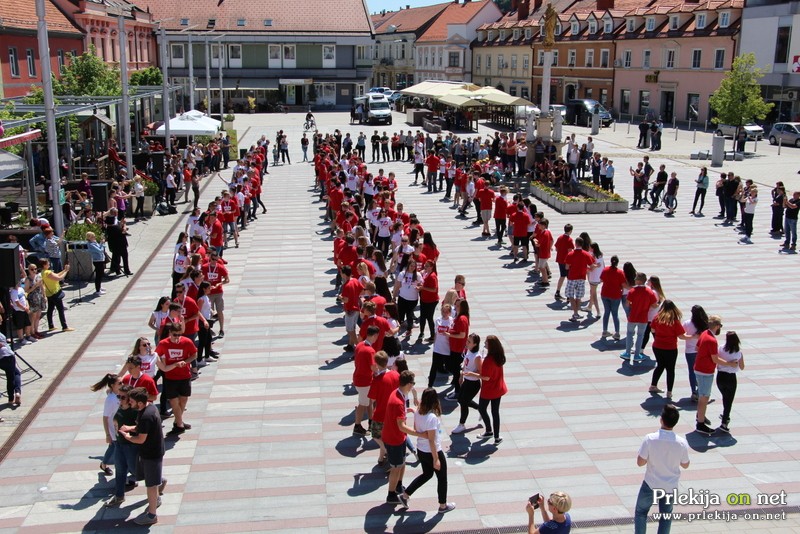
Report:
237,19,246,27
589,20,597,34
646,17,655,31
627,19,635,32
670,16,679,30
525,28,532,39
571,21,580,34
263,19,273,26
500,30,506,40
207,18,216,29
719,12,730,28
555,23,562,35
513,29,520,40
696,14,706,29
604,19,613,33
487,30,494,40
180,18,189,26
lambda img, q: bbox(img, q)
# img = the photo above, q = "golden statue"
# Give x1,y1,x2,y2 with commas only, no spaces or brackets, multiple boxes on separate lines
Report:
542,3,557,49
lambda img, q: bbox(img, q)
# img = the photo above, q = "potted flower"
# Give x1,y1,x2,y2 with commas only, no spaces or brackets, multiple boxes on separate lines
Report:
247,96,256,114
64,220,106,281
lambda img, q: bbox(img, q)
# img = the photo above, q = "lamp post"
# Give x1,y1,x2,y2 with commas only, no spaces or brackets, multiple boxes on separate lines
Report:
218,35,226,118
179,25,200,111
35,0,64,234
159,25,171,154
118,15,133,176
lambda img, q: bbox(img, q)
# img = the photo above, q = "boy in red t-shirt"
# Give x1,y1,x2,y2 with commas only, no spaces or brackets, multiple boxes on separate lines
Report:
534,218,553,286
368,351,400,466
382,370,421,509
564,237,596,322
352,327,378,436
620,272,658,363
554,224,575,300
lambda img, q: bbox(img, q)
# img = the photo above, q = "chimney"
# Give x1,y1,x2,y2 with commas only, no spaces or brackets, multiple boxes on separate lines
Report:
407,4,410,8
533,0,543,13
518,0,530,20
512,0,519,11
596,0,614,10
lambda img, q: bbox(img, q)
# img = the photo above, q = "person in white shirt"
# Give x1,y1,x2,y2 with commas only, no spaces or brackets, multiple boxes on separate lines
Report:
427,303,454,389
634,404,690,534
715,331,745,433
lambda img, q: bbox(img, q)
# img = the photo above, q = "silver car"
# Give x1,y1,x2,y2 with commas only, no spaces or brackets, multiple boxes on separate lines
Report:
715,123,764,140
768,122,800,147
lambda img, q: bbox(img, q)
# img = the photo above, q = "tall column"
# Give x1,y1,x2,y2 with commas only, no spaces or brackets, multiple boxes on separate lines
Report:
188,33,195,111
119,15,133,175
540,49,553,114
218,43,223,117
160,26,171,154
205,39,211,113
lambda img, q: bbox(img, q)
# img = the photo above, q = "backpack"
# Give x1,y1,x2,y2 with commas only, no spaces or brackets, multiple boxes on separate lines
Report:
156,202,176,215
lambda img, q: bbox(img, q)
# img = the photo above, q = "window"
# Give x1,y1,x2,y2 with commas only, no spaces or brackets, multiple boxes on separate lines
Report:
572,22,580,35
623,49,632,68
521,86,530,99
600,88,608,106
323,45,336,68
356,45,368,60
585,49,594,67
589,20,597,34
26,49,36,77
620,89,630,114
665,49,676,69
171,44,184,60
670,16,679,30
8,47,19,77
511,54,518,69
552,50,559,66
498,54,505,68
775,26,791,63
207,18,216,29
555,23,561,35
522,54,529,70
57,49,65,73
584,87,593,98
500,30,506,40
568,49,576,66
513,29,520,40
525,28,532,40
448,52,459,68
719,12,729,28
236,19,246,27
538,50,544,66
642,49,651,68
180,18,189,26
686,93,700,120
604,19,613,33
476,54,481,70
639,90,650,115
509,86,517,96
627,19,635,32
691,49,701,69
438,49,442,67
600,49,609,68
263,19,273,26
714,48,725,69
696,14,706,29
228,44,242,68
486,55,492,69
283,44,296,67
646,17,655,31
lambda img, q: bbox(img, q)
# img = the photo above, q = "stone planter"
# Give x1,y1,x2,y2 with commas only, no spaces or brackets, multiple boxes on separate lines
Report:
584,201,607,213
607,200,629,213
558,200,585,214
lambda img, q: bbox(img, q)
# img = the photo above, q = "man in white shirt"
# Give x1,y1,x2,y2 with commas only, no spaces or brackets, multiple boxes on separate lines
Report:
634,404,690,534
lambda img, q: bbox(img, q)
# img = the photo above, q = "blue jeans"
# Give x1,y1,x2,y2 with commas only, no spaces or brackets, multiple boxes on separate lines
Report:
784,217,797,247
625,322,647,356
102,440,116,465
685,352,698,395
602,297,621,333
113,440,139,497
635,480,674,534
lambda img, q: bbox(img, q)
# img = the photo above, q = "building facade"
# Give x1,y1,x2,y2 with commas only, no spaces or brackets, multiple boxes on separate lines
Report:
371,3,450,90
136,0,375,111
0,0,84,98
414,0,503,84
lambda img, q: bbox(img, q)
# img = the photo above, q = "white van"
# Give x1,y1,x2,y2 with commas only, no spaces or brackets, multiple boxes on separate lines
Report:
354,93,392,125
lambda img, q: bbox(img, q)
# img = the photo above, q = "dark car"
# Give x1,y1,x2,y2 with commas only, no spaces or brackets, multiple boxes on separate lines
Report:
565,99,613,127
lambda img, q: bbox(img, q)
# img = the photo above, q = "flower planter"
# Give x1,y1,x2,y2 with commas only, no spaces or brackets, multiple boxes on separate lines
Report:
584,201,608,213
607,200,629,213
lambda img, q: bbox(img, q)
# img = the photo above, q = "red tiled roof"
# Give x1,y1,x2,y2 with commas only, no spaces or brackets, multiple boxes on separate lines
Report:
417,0,498,42
134,0,373,32
372,2,450,35
0,0,83,35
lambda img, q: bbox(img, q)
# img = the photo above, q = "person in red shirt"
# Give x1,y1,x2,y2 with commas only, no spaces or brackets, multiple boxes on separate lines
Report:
352,327,379,436
155,324,197,433
554,224,574,300
511,203,532,262
476,335,508,445
206,212,225,257
382,370,421,509
418,260,439,342
693,315,738,435
443,299,470,400
368,351,400,466
340,265,364,351
534,218,554,287
564,237,596,322
599,255,627,340
477,185,496,237
425,150,440,193
201,249,229,336
361,281,386,317
620,272,658,363
219,191,239,249
473,173,486,226
649,300,692,399
493,186,509,245
122,355,159,402
360,300,390,351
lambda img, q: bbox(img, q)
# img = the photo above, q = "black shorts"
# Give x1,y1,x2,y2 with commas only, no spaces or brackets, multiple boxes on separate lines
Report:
136,456,163,488
558,263,569,278
162,378,191,400
12,310,31,329
385,442,407,468
514,236,527,247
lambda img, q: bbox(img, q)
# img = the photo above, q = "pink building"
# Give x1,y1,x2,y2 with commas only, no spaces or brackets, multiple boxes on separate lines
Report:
613,0,742,123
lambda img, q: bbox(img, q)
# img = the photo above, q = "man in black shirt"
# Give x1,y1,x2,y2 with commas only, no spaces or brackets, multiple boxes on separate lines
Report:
119,387,167,526
371,130,381,162
649,164,668,210
782,191,799,251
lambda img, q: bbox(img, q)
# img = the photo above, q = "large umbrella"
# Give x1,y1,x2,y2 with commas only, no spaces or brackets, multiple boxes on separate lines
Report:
438,94,485,109
154,111,221,137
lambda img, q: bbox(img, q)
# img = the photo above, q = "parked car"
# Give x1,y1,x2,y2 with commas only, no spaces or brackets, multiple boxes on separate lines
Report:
715,123,764,140
565,99,614,127
388,92,404,104
550,104,566,118
768,122,800,147
514,105,541,121
368,87,392,94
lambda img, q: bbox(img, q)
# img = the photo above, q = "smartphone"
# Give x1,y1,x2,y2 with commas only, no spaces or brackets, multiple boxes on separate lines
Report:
529,493,540,509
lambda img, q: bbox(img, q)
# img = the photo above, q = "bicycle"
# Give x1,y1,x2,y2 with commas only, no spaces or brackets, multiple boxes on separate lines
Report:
303,119,316,131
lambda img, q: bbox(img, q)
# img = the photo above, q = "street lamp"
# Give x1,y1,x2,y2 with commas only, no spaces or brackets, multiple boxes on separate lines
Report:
179,25,200,111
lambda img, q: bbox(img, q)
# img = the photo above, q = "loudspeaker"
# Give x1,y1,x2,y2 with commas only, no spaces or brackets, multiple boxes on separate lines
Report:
91,183,109,212
151,151,165,174
0,243,21,287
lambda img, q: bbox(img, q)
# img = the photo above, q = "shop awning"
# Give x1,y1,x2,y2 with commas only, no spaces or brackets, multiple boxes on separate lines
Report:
438,94,485,109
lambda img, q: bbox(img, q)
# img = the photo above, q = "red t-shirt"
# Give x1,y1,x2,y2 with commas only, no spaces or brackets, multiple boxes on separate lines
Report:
220,198,238,222
363,294,386,317
360,315,391,351
479,356,508,400
352,341,376,388
600,266,627,299
448,315,469,353
340,278,364,312
565,249,595,280
477,187,495,209
694,330,718,374
202,260,228,294
511,210,532,237
368,369,400,421
425,154,440,173
627,285,657,323
651,318,686,350
554,234,575,264
155,336,197,381
381,389,408,446
207,219,224,247
537,229,553,259
122,373,159,399
338,245,357,269
494,196,508,219
419,271,439,304
176,295,200,335
420,244,439,263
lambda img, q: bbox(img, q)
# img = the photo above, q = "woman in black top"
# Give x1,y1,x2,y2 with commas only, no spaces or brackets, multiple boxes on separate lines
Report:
771,182,785,234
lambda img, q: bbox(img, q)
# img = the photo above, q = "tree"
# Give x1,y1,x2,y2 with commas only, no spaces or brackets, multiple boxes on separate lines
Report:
709,53,773,128
130,66,163,87
53,45,121,96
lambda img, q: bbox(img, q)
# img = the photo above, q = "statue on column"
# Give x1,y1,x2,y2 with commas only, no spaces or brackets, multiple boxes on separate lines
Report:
543,3,557,49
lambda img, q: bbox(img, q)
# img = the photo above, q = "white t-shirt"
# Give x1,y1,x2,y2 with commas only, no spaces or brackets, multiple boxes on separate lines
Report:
198,295,212,320
377,217,392,238
683,320,699,353
462,349,482,381
588,255,605,284
433,316,454,354
103,392,120,439
414,411,442,454
397,270,421,301
139,352,159,378
638,429,690,492
717,346,742,374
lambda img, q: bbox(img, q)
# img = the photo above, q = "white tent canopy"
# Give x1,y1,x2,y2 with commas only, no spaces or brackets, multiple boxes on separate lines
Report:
154,110,221,137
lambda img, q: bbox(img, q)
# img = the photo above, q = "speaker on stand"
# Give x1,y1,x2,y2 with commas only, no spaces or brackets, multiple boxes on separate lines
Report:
66,241,95,307
91,183,109,213
0,243,42,381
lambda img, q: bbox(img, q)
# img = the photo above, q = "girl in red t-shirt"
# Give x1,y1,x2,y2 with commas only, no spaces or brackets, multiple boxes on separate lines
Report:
649,300,691,398
477,335,508,445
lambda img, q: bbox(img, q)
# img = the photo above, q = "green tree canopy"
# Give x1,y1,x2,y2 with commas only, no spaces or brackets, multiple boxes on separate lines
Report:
709,53,773,126
130,66,163,87
53,45,122,96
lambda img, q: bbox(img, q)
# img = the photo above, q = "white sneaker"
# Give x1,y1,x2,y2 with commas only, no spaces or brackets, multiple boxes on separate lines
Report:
451,424,466,434
19,339,30,346
97,288,107,295
196,360,208,368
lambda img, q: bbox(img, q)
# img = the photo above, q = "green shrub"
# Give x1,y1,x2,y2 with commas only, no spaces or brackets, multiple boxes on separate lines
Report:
65,221,105,242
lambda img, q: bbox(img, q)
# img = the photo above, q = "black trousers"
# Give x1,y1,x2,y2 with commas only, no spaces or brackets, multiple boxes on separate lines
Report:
405,450,448,504
716,371,737,424
651,347,678,392
772,207,784,233
197,320,213,360
743,211,754,238
166,188,176,205
458,379,481,425
478,397,502,438
46,291,67,329
692,188,706,213
428,351,449,387
0,354,22,400
134,196,144,218
418,301,437,337
447,351,462,394
93,261,105,292
397,296,417,330
495,218,507,240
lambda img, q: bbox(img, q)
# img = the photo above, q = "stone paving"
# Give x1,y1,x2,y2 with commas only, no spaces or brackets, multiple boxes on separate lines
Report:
0,111,798,533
